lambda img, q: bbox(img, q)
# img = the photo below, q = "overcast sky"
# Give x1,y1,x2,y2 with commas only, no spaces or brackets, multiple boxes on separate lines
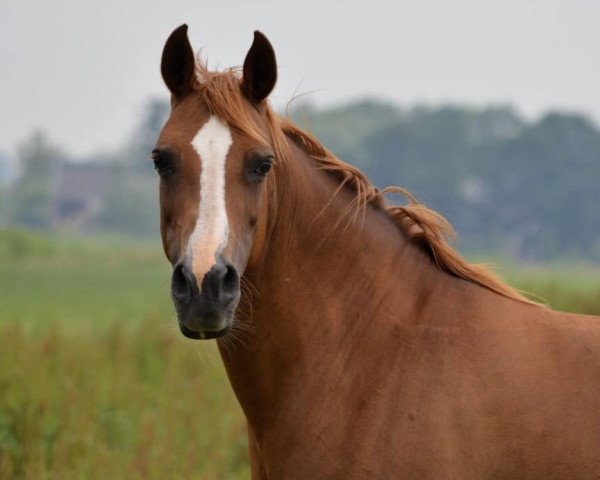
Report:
1,0,599,157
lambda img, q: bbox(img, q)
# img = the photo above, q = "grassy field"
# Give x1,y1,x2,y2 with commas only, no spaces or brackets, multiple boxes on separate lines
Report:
0,230,247,479
1,229,599,479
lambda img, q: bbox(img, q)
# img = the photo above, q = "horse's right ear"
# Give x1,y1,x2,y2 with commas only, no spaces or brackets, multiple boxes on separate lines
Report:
161,24,196,98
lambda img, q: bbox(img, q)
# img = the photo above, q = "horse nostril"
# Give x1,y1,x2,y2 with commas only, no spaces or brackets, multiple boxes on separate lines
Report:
171,263,196,301
222,264,239,294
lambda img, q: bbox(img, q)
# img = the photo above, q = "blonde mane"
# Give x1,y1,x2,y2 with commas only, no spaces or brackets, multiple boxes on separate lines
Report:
192,63,540,306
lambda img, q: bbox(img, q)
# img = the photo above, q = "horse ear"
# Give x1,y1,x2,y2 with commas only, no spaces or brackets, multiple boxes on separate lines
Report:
242,31,277,104
161,24,196,98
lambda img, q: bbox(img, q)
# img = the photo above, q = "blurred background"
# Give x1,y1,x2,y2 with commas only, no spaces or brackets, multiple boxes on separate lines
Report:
1,1,599,478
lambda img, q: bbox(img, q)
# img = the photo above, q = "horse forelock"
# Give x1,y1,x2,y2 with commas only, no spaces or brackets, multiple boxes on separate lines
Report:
189,60,541,307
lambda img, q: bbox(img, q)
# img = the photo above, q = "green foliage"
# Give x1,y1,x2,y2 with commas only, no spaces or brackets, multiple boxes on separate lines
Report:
0,323,248,479
7,131,63,229
0,230,250,478
292,100,403,171
4,98,167,238
127,98,171,168
298,102,600,261
91,99,168,237
0,151,9,186
94,164,160,238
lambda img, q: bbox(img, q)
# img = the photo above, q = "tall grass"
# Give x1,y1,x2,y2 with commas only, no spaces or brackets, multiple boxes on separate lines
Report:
0,229,249,478
1,229,599,478
0,321,248,479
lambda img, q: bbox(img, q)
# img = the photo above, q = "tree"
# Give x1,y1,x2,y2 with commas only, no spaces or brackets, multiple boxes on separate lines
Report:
94,98,169,236
9,131,63,228
126,98,170,168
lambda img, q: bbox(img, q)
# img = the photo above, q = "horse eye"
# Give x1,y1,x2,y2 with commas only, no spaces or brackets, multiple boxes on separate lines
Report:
254,159,273,176
153,155,175,178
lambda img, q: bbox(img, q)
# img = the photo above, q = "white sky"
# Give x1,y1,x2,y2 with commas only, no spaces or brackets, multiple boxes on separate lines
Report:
1,0,599,157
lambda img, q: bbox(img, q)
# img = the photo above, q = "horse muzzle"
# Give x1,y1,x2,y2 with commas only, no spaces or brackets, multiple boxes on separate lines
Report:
170,259,240,339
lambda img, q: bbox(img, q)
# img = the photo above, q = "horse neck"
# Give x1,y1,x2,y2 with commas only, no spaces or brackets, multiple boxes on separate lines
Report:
218,140,447,431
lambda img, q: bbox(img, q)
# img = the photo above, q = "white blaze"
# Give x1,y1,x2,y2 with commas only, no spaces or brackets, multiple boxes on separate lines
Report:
188,116,233,288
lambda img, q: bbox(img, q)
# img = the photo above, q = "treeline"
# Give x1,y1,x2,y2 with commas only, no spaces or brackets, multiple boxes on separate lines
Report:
296,101,600,261
1,98,599,261
0,100,169,237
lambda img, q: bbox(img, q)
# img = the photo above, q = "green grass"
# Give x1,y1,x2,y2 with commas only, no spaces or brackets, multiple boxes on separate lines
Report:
507,265,600,315
1,228,599,478
0,229,248,479
1,258,171,330
0,229,172,330
0,322,248,479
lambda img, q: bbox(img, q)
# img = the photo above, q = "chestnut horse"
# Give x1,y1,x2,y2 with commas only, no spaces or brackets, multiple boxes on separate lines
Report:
153,24,600,479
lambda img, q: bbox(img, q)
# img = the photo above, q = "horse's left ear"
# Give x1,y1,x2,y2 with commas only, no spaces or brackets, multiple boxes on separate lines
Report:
241,31,277,104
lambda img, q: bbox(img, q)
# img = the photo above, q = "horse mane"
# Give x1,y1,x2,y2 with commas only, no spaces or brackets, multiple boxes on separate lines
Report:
193,62,540,306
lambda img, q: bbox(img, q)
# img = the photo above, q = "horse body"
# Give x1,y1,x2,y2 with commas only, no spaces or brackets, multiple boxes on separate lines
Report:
154,25,600,479
222,139,600,479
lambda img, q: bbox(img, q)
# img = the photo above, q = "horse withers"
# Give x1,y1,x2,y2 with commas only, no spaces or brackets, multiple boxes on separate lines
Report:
153,24,600,479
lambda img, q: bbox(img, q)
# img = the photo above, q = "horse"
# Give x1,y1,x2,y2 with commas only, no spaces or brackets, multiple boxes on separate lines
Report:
153,24,600,479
